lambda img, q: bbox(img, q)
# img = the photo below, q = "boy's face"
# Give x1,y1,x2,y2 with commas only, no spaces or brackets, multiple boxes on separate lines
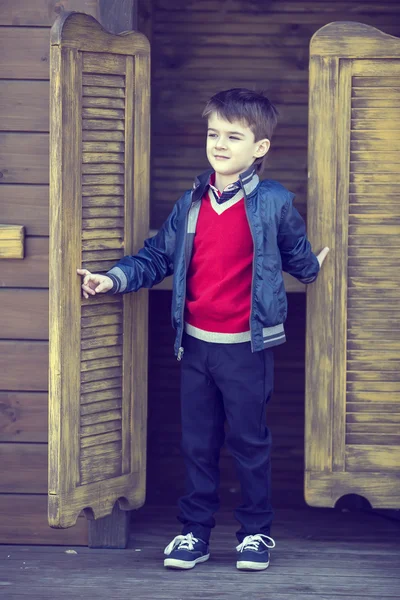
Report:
206,112,270,184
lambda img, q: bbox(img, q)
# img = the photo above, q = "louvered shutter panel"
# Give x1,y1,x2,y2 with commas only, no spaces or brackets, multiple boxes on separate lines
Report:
305,22,400,508
49,12,150,527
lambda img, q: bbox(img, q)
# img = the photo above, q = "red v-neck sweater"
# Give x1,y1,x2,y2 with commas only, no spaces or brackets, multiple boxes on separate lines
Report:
185,191,253,335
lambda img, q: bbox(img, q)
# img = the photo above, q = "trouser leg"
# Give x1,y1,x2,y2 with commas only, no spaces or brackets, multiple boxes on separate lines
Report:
177,334,225,543
209,342,274,542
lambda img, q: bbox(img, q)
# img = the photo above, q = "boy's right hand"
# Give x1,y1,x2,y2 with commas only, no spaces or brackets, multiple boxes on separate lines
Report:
77,268,113,299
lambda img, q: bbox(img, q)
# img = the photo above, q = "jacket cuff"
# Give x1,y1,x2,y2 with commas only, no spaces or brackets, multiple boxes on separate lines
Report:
298,256,320,284
105,266,128,294
105,273,120,294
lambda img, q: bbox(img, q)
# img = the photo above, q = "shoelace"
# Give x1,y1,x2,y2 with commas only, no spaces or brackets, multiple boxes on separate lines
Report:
164,533,199,555
236,534,276,553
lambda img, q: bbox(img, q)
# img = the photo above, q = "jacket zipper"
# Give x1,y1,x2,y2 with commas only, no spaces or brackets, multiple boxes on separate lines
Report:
243,184,255,353
177,191,194,361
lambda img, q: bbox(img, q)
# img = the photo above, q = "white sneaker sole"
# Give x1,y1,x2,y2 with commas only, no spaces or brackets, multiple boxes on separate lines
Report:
164,553,210,570
236,560,270,571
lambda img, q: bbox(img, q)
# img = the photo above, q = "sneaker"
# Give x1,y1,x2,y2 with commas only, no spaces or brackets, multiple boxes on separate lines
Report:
164,533,210,569
236,534,276,571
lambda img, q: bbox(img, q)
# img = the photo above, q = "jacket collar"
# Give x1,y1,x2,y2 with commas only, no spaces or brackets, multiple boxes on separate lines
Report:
192,165,260,203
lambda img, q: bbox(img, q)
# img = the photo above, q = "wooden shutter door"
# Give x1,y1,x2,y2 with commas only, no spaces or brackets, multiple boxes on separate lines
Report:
49,12,149,528
305,22,400,508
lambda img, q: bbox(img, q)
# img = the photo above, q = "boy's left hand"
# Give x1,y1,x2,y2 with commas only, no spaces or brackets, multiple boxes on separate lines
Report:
317,247,330,268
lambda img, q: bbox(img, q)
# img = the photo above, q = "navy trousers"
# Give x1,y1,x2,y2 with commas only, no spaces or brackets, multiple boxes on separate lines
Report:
177,333,274,543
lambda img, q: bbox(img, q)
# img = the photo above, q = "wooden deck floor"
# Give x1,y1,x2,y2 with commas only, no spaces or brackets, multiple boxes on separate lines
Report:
1,506,399,600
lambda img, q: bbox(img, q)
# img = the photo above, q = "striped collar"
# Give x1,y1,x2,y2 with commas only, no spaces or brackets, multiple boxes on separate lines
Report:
192,166,260,204
208,166,258,204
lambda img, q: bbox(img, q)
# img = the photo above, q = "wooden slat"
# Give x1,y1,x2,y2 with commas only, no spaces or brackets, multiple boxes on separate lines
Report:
80,419,122,438
82,96,125,109
82,163,125,175
0,133,48,184
0,80,49,131
0,28,50,79
0,443,47,493
82,152,124,163
0,185,48,236
81,325,123,341
0,341,48,391
82,52,126,75
82,206,124,218
80,409,122,427
82,118,125,131
81,185,124,196
82,195,124,207
80,429,122,448
82,74,125,87
82,107,125,119
0,494,88,545
80,399,123,416
82,174,124,186
0,0,98,26
0,391,47,442
0,237,48,288
0,289,48,339
81,387,123,404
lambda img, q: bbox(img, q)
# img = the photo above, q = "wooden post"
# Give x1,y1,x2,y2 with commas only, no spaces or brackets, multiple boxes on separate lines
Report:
88,502,130,549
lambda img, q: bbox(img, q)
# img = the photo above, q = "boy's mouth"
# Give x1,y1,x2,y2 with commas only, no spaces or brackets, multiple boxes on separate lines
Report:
214,155,229,160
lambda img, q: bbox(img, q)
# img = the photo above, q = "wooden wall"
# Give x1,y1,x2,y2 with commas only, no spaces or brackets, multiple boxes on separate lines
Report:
0,0,135,545
144,0,400,509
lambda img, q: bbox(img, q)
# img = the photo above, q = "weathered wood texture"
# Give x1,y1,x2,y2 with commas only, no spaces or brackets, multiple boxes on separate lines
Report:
0,224,25,258
0,507,399,594
48,11,149,530
149,0,400,229
305,22,400,509
0,1,140,547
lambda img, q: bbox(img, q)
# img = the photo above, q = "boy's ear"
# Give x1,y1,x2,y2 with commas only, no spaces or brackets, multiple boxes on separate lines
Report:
254,138,270,158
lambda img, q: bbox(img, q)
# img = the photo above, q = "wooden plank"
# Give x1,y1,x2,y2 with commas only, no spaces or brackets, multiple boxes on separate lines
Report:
0,0,99,26
0,28,50,79
0,495,88,546
0,80,49,131
0,289,48,339
82,53,127,75
0,224,25,259
0,236,48,288
0,391,47,442
0,185,48,236
346,445,400,472
305,55,337,474
0,341,48,391
0,133,49,184
0,443,48,493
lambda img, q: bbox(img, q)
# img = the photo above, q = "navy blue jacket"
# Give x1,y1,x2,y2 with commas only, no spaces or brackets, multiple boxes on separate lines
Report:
107,168,320,358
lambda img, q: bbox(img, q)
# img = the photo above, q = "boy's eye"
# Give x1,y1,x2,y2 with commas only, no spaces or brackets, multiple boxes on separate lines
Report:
229,136,240,140
208,133,217,138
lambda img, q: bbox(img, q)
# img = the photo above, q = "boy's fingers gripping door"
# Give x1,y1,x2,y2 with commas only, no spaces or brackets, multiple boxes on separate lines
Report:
48,12,150,528
305,22,400,509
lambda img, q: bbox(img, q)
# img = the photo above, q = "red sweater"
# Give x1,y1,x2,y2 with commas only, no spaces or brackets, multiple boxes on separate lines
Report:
185,188,253,341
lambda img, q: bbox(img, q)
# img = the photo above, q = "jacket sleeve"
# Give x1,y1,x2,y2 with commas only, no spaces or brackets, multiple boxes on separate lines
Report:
277,192,320,284
105,200,180,294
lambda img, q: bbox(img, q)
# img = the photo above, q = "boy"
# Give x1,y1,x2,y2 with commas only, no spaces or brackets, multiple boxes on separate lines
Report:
78,88,329,572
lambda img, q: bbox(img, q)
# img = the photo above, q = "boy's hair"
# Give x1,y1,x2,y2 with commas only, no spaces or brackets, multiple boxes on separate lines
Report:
202,88,279,173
